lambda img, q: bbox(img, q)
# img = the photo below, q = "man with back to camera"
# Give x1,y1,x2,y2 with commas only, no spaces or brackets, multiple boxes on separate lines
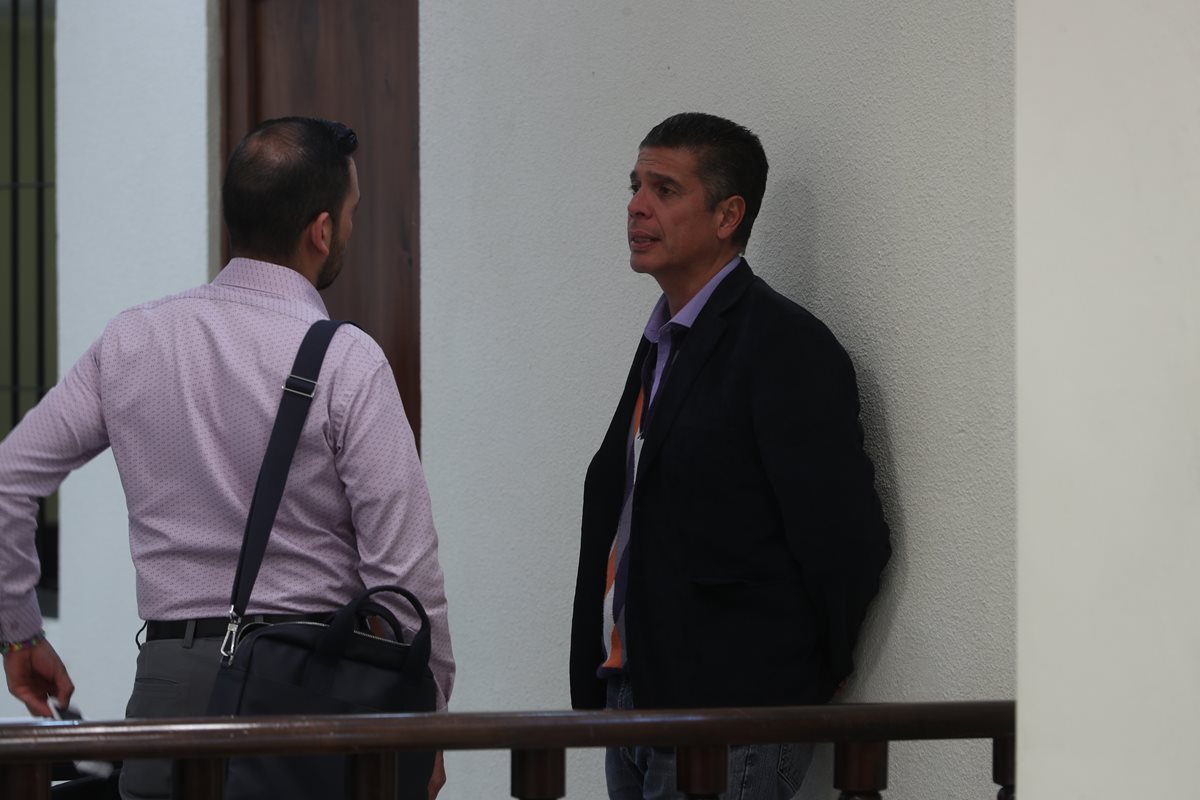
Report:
0,117,454,799
570,113,892,799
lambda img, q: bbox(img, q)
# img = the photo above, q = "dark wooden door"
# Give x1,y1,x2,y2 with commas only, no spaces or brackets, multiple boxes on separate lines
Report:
223,0,421,442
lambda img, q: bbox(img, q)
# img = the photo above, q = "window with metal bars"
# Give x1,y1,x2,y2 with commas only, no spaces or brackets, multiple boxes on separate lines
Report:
1,0,58,616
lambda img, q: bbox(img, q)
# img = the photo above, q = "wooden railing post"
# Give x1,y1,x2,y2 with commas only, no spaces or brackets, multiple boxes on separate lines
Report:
173,757,225,800
675,745,728,799
511,747,565,800
347,752,398,799
834,740,888,800
0,761,50,800
993,735,1015,800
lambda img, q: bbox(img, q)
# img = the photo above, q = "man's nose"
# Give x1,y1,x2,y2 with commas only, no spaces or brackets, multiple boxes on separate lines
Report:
628,188,649,218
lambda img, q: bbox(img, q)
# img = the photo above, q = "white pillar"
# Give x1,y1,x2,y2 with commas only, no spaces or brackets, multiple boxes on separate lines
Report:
1016,1,1200,795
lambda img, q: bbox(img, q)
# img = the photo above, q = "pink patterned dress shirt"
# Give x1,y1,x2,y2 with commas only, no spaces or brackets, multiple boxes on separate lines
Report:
0,259,454,706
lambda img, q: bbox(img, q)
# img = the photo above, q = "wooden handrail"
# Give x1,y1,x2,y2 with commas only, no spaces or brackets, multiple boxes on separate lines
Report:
0,701,1013,761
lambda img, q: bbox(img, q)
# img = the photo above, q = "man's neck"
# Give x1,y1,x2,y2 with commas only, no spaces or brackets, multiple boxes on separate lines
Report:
657,250,740,317
231,251,316,288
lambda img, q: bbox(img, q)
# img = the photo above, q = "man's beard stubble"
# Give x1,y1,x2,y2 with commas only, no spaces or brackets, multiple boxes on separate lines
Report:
315,234,345,291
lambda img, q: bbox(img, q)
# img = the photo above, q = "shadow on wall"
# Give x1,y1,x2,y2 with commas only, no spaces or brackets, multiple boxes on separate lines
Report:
759,175,820,303
792,360,903,800
849,360,903,693
766,174,904,695
745,167,907,800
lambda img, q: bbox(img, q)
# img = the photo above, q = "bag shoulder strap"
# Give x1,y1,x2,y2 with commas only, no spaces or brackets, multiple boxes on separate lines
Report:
227,319,352,619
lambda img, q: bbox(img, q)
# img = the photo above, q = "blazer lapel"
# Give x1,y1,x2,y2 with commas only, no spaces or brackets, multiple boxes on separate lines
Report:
618,337,652,433
602,336,652,463
636,260,755,479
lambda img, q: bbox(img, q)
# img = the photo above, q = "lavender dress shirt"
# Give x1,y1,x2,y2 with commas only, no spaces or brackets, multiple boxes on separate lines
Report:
0,259,454,706
642,256,743,402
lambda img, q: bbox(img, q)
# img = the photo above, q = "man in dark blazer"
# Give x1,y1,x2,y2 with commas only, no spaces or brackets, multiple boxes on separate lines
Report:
570,113,891,800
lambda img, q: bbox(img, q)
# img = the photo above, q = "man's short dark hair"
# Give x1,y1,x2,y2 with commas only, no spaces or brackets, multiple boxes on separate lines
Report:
222,117,359,264
640,113,768,249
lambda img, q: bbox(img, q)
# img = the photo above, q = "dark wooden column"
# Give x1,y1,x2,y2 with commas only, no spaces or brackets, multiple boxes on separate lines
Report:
223,0,423,445
174,757,225,800
348,752,398,799
0,762,50,800
676,745,728,799
834,741,889,800
993,735,1015,800
511,748,565,800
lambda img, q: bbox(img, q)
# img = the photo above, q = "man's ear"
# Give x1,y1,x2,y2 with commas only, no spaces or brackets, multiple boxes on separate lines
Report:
715,196,746,242
304,211,333,257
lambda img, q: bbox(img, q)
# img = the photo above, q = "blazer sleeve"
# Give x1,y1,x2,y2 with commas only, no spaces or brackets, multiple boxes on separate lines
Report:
750,318,891,687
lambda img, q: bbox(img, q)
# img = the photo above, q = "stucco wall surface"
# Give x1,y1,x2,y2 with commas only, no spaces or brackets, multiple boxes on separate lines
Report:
0,0,216,721
1017,1,1200,796
421,3,1014,798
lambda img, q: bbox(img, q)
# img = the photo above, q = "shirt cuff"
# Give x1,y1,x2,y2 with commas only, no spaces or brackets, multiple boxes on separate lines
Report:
0,593,44,644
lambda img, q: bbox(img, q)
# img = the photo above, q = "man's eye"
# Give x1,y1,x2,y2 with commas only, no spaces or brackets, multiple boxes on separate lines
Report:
629,184,640,195
657,185,674,197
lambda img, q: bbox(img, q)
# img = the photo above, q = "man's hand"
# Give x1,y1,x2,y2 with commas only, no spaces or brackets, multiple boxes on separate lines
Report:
4,639,74,718
428,750,446,800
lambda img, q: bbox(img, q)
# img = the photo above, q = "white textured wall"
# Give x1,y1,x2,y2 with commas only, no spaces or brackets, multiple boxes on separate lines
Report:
421,3,1014,799
4,3,1016,795
0,0,217,720
1017,1,1200,796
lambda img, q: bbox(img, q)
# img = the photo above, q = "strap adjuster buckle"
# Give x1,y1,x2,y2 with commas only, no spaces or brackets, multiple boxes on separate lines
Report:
283,374,317,398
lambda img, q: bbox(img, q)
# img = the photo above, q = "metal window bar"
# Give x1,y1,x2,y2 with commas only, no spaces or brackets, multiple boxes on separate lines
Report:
8,1,18,432
3,0,58,616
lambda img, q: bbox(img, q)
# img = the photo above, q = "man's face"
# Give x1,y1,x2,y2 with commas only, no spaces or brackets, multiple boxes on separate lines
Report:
316,158,360,291
627,147,725,280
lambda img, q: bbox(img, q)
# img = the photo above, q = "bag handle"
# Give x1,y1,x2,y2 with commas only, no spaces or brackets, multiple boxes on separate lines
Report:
316,585,433,684
226,320,350,629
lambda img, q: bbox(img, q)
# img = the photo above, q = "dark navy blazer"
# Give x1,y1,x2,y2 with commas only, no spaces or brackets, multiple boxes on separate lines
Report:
570,260,891,710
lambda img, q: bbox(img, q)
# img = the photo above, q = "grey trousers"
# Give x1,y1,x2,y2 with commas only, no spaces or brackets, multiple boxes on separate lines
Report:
120,635,224,800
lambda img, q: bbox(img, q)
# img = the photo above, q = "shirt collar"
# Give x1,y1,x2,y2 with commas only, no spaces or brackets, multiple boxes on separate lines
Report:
643,256,743,343
213,258,329,317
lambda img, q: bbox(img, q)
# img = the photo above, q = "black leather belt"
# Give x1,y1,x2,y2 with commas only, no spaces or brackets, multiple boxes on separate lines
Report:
145,613,332,642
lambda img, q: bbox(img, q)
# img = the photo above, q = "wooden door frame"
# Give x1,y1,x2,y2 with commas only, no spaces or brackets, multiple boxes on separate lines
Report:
219,0,422,444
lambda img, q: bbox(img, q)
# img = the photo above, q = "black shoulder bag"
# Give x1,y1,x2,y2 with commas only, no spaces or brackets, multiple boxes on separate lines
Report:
206,319,437,800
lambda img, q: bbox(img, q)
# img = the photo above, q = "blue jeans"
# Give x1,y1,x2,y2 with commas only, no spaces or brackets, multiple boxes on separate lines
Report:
605,676,813,800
